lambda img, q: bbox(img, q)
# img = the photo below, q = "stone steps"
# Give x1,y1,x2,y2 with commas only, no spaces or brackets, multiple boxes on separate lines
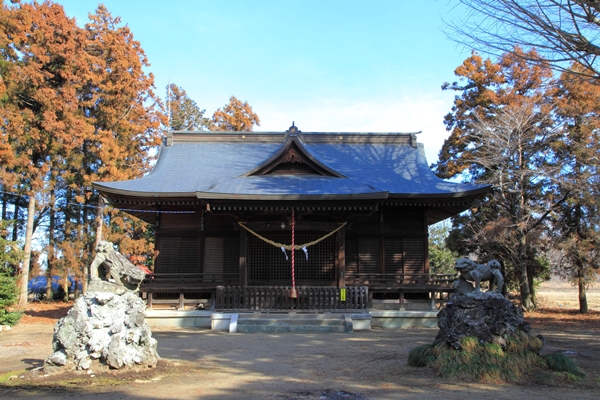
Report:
234,313,365,333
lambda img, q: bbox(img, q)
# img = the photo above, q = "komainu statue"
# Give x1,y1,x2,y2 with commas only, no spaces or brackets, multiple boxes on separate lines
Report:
46,240,158,372
90,241,150,291
453,257,504,294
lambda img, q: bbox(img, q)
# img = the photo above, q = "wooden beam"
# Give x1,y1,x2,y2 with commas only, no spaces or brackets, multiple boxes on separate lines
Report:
239,229,247,286
379,210,385,274
336,225,346,287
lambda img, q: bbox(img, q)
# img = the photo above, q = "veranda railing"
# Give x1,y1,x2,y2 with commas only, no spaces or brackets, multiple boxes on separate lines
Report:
215,285,369,312
345,273,455,287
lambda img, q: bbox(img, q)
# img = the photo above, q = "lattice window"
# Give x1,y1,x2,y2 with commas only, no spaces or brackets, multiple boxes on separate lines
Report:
248,233,335,282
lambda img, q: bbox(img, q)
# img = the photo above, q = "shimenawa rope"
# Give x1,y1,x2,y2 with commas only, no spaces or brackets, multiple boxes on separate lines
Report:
237,221,347,251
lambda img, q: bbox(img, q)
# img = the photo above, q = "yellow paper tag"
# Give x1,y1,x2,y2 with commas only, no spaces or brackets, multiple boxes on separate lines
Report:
340,288,346,301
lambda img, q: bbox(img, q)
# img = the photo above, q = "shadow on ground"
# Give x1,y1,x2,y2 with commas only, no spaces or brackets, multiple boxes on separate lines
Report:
1,321,599,399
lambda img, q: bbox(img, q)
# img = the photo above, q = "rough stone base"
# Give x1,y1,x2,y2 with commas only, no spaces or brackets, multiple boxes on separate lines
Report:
435,292,535,350
45,289,159,371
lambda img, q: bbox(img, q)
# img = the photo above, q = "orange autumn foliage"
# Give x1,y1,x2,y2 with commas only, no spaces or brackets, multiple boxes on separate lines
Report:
211,95,260,131
0,1,162,300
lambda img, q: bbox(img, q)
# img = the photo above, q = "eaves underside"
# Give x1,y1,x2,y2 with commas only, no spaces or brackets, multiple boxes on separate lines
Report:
99,190,487,206
99,191,484,226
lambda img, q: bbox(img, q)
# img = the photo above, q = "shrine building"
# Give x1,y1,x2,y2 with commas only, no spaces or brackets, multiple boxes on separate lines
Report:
93,124,489,317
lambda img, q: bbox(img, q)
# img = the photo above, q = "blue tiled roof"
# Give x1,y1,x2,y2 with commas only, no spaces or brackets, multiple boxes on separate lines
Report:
93,131,487,200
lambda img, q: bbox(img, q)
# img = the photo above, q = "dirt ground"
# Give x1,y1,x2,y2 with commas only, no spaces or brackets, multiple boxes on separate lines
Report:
0,278,599,399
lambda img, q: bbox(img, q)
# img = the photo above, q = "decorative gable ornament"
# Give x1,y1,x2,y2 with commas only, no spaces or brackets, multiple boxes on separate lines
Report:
243,123,346,178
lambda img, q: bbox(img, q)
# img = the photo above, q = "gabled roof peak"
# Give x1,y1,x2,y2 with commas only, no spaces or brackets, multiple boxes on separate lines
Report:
286,121,301,134
243,128,346,177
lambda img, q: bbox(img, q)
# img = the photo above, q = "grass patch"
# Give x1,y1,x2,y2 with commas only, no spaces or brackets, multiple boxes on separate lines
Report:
0,372,155,389
0,369,28,384
543,352,586,381
0,361,202,389
408,335,577,383
407,344,435,367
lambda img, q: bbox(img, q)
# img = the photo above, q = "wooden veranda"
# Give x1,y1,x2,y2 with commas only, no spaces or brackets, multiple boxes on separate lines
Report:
139,272,455,311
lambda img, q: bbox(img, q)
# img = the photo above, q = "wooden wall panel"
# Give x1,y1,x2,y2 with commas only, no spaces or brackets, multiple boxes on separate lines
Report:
384,239,404,274
404,238,425,274
157,236,201,273
179,238,200,273
345,237,380,274
345,238,359,275
382,208,426,235
224,237,240,276
157,237,180,273
358,238,380,274
160,213,203,230
204,237,224,280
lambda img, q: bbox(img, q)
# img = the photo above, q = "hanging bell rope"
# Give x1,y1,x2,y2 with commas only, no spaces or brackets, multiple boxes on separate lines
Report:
291,210,297,298
238,221,347,250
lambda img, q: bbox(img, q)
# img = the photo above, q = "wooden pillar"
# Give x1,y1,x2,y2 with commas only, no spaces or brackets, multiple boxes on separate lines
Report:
379,210,385,274
154,207,162,272
336,224,346,288
423,209,430,273
399,289,405,311
239,229,247,286
147,292,153,310
178,292,185,310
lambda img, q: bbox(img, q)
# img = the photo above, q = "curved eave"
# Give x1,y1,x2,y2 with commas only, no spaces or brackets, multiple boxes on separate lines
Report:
93,183,197,199
195,191,389,201
94,182,491,225
387,185,491,200
95,183,490,204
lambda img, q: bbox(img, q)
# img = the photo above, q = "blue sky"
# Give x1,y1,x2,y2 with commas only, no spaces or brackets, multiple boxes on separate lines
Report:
57,0,471,163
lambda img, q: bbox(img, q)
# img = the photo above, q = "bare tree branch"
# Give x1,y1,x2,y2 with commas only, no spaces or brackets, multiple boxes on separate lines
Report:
448,0,600,79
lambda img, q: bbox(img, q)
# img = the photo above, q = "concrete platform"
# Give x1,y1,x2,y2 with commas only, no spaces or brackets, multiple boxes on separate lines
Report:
370,310,439,328
235,313,348,333
145,309,436,330
145,309,213,328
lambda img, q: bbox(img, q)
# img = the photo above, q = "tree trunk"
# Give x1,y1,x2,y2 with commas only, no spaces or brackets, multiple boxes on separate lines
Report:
527,262,536,307
18,195,35,309
46,190,55,299
62,271,69,302
577,263,588,314
518,235,535,311
12,201,20,243
1,189,7,223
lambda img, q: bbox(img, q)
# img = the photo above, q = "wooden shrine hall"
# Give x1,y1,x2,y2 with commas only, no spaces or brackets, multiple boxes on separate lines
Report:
93,124,489,313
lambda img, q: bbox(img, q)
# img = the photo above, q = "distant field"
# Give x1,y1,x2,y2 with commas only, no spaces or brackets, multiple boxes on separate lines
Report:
535,276,600,310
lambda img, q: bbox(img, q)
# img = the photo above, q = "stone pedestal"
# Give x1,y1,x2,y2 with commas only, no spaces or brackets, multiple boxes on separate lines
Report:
435,292,533,350
45,284,159,371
